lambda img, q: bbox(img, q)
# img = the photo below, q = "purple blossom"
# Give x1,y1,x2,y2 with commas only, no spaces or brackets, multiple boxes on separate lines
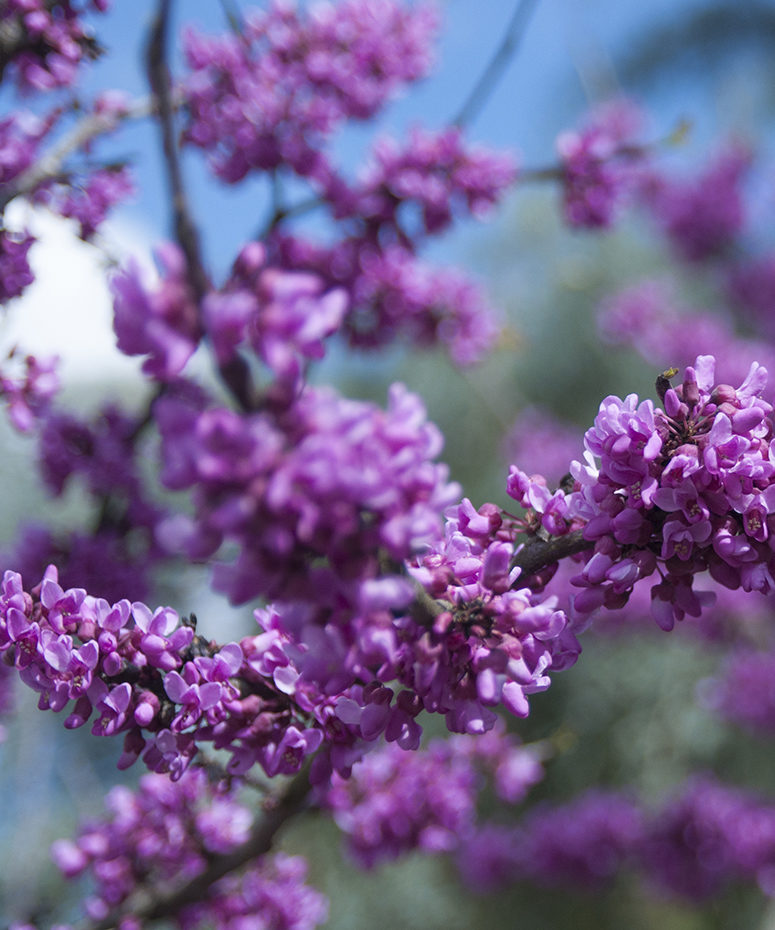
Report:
703,646,775,736
0,1,109,92
180,854,328,930
646,143,751,262
544,355,775,630
51,767,327,929
158,381,459,605
209,247,348,395
598,277,775,385
270,235,501,364
324,728,535,869
182,0,438,183
343,126,516,235
0,228,35,303
111,243,201,380
557,99,647,228
638,777,774,900
0,352,58,432
514,790,644,888
728,252,775,339
34,165,134,240
408,497,577,726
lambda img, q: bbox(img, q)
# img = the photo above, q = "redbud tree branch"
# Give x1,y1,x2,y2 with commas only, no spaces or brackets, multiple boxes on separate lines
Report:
146,0,208,303
146,0,254,410
511,527,593,575
83,524,590,928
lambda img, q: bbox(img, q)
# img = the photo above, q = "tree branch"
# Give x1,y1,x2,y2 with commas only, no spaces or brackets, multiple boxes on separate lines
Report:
453,0,541,128
146,0,208,302
146,0,254,410
0,96,154,213
512,528,593,576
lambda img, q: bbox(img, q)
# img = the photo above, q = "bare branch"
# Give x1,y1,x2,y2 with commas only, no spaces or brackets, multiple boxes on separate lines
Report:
146,0,254,410
146,0,208,302
0,97,154,213
512,528,593,576
453,0,541,128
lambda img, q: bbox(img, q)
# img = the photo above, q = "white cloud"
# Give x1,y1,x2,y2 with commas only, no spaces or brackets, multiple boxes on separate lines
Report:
2,203,153,385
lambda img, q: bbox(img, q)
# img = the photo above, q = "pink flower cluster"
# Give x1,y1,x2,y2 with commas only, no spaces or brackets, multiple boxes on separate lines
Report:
408,498,579,729
457,778,775,901
646,144,750,263
0,0,108,92
0,351,58,432
156,381,458,605
728,253,775,342
6,522,157,603
0,110,50,185
337,126,517,235
557,100,646,228
704,645,775,736
0,566,331,780
33,164,133,240
174,1,513,367
209,241,348,399
111,243,201,381
269,233,501,364
0,228,35,304
324,725,543,868
512,355,775,631
50,767,327,930
182,0,438,184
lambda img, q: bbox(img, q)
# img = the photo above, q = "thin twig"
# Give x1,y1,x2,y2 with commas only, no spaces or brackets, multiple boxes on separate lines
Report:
0,97,154,213
453,0,541,128
218,0,244,34
258,193,326,239
146,0,209,302
146,0,254,410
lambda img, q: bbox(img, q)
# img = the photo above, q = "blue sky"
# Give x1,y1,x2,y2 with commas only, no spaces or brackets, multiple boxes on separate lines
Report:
72,0,729,274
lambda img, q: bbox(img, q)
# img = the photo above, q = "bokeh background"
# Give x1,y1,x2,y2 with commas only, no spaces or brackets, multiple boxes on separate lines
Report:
3,1,775,928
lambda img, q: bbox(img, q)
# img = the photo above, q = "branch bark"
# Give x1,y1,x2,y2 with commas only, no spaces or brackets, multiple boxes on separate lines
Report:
511,527,593,575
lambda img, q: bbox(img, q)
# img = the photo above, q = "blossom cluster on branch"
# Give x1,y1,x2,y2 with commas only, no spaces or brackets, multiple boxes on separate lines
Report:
3,0,775,927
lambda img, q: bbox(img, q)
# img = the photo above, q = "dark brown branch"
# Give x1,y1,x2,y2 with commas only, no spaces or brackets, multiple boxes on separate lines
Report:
146,0,208,303
453,0,541,128
511,528,593,576
146,0,253,410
